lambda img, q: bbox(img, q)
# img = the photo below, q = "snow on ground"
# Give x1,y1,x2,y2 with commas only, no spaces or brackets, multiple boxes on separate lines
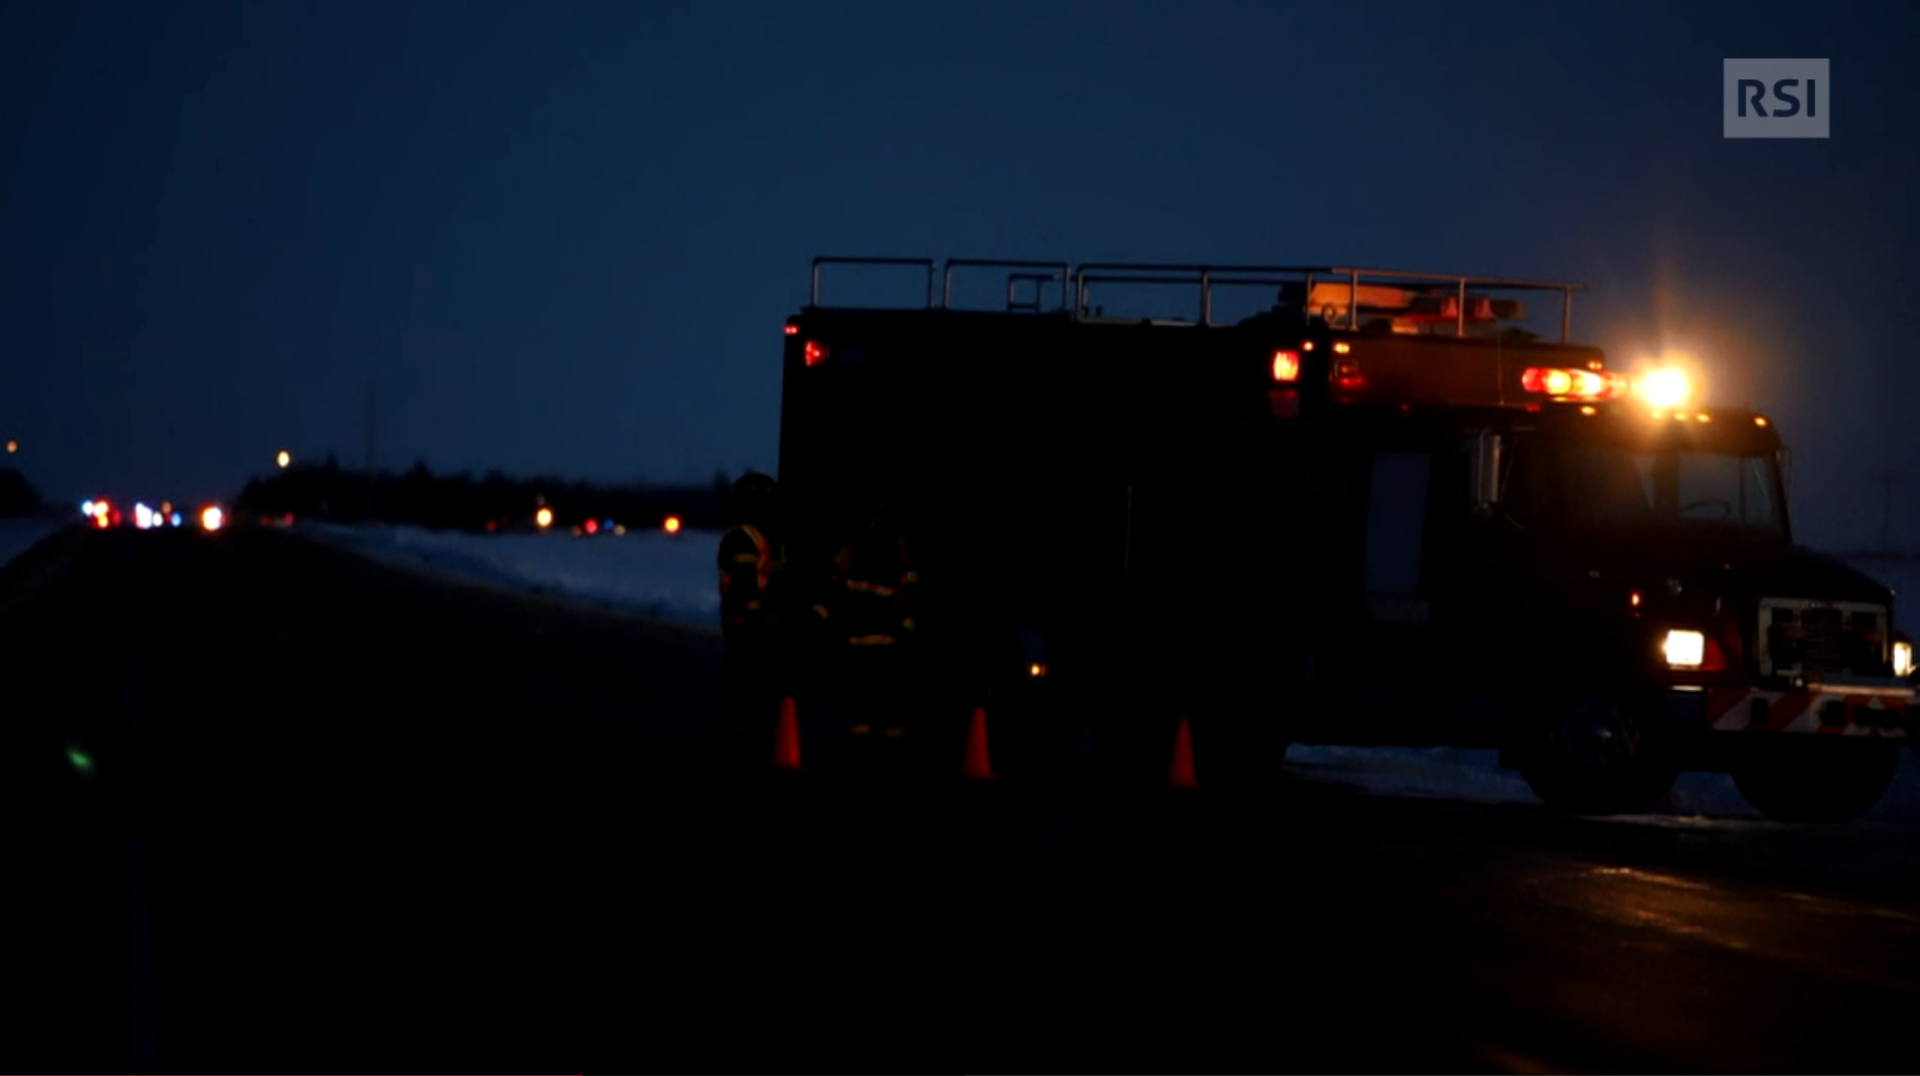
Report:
304,522,722,629
0,513,71,570
1284,744,1920,826
304,521,1920,823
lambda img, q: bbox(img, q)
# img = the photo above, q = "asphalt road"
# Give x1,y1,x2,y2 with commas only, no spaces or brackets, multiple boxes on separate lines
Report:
8,525,1920,1072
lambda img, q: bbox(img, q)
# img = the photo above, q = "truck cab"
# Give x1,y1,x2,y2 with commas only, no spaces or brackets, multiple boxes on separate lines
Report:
774,257,1917,820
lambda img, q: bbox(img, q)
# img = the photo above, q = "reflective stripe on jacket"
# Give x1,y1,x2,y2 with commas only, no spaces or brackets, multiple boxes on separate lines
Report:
817,532,916,646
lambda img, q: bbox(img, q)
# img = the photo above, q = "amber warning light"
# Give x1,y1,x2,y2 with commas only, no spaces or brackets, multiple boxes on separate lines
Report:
1271,349,1300,382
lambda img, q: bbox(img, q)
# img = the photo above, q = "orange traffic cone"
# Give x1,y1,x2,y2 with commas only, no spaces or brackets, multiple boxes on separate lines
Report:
1168,718,1201,790
962,706,997,781
773,696,804,771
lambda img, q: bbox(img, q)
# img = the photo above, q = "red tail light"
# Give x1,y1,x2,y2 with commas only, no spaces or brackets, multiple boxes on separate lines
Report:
804,340,830,367
1334,359,1365,391
1271,349,1300,382
784,323,799,336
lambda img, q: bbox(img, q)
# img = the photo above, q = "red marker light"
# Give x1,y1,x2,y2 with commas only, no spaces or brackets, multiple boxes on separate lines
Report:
784,323,799,336
804,340,829,367
1271,349,1300,382
1522,367,1626,401
584,518,599,535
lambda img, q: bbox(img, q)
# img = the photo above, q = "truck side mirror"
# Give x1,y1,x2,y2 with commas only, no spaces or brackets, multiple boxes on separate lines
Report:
1465,431,1502,519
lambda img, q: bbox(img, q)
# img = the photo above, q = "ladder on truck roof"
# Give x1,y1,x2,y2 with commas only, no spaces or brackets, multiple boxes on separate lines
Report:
806,257,1587,344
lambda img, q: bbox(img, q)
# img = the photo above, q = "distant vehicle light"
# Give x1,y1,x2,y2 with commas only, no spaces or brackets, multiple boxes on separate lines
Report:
1029,663,1046,678
1332,341,1352,355
170,512,182,527
1754,415,1769,427
1663,629,1705,668
785,323,799,336
614,524,627,535
535,507,554,529
4,440,14,453
1270,349,1300,382
663,515,683,535
276,450,291,468
81,500,96,517
584,518,599,535
486,520,497,533
200,506,224,532
1896,640,1914,678
804,340,830,367
1637,368,1690,409
134,504,154,530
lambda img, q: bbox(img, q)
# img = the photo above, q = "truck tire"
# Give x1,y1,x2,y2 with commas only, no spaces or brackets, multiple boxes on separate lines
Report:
1731,739,1900,823
1518,694,1681,815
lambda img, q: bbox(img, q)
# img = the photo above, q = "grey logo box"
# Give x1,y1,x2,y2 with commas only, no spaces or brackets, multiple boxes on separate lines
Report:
1725,59,1828,138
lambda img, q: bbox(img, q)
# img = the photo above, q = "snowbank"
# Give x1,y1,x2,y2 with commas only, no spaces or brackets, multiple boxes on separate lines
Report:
0,514,70,571
304,522,721,629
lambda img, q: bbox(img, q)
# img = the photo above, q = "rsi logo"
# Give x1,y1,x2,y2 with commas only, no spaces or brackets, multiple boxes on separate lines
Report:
1724,59,1829,138
1735,77,1817,118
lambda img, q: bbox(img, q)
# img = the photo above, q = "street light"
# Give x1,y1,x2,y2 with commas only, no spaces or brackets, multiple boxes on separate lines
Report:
276,450,291,468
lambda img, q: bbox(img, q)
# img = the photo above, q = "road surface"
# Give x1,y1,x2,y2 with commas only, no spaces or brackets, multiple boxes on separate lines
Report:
8,525,1920,1072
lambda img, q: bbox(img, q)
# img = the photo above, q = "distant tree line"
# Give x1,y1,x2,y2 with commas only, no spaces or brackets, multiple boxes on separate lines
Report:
233,455,734,532
0,468,41,518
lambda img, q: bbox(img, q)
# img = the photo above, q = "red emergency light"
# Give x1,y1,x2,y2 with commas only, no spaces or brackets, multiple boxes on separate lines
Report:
1271,349,1300,382
784,323,799,336
1520,366,1624,401
804,340,830,367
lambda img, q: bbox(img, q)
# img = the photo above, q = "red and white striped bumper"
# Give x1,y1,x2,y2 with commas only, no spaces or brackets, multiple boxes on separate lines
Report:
1705,685,1919,737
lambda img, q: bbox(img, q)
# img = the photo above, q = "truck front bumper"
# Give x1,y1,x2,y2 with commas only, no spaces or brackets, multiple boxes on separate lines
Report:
1688,678,1920,738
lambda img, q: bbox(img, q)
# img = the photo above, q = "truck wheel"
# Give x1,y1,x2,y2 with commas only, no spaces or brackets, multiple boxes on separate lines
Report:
1518,694,1680,815
1731,739,1900,823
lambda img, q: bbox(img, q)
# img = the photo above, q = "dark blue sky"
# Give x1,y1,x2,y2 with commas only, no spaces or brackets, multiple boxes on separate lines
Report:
2,0,1916,547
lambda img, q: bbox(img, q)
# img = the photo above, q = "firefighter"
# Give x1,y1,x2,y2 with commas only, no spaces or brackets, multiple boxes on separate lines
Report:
811,505,920,748
717,473,785,761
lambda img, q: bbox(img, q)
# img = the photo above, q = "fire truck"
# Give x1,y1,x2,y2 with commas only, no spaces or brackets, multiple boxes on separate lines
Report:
772,257,1918,822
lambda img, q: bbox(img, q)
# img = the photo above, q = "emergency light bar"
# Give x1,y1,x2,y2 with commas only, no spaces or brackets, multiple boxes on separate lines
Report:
1520,366,1625,401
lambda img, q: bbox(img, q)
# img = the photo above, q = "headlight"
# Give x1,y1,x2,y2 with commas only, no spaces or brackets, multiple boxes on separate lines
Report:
1663,629,1706,668
1895,640,1913,678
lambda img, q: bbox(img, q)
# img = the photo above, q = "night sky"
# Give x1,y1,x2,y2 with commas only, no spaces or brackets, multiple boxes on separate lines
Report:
2,0,1916,548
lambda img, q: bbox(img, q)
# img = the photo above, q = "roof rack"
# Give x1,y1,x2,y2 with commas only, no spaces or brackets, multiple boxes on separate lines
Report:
806,257,1587,343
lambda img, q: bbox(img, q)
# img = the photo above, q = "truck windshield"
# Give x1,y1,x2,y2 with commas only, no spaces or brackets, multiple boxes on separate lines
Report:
1505,445,1786,542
